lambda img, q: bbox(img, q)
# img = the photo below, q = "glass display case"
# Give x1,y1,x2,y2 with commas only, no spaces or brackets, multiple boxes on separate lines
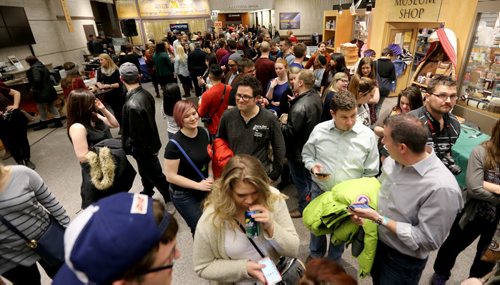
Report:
460,12,500,114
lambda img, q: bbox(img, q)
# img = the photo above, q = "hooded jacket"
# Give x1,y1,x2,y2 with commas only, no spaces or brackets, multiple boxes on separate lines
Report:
303,177,380,277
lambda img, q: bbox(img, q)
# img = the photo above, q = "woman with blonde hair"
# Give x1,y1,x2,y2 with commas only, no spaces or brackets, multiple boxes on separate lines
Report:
93,53,124,123
193,154,299,284
174,44,191,97
321,72,349,122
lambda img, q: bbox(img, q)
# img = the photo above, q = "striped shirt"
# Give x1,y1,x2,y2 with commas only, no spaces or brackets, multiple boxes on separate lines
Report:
0,166,69,274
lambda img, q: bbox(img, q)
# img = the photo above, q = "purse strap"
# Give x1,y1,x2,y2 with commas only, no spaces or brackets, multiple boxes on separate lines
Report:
237,220,265,258
170,138,206,180
0,214,31,243
209,84,227,119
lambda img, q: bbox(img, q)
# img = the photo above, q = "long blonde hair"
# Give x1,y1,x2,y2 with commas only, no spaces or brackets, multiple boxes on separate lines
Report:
204,155,284,229
98,53,118,76
175,45,187,64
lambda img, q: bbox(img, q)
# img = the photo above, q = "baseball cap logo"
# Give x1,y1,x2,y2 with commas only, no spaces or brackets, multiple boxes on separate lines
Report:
130,194,148,214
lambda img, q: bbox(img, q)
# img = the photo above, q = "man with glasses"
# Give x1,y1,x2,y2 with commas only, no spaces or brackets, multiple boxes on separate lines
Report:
408,75,461,175
53,193,180,285
217,75,285,182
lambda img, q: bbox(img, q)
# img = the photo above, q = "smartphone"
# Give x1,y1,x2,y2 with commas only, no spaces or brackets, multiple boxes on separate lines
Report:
348,203,371,211
315,172,331,178
258,257,282,284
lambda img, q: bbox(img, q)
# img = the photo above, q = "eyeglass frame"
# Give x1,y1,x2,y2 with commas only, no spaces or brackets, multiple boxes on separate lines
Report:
430,93,458,101
236,93,255,101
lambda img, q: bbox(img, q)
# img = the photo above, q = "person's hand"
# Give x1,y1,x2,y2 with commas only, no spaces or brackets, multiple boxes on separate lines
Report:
246,260,266,284
5,105,17,111
249,204,273,234
96,82,105,89
270,78,278,89
348,204,378,221
311,163,330,180
221,65,226,71
94,98,106,111
350,214,364,226
197,179,213,192
197,77,205,86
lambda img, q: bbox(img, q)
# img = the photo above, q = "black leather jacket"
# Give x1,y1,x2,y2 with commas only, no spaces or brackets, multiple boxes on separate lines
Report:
122,86,161,156
281,88,322,161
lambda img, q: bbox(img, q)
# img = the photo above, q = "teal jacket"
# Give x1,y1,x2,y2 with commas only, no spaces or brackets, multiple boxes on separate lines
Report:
153,52,173,77
303,177,380,277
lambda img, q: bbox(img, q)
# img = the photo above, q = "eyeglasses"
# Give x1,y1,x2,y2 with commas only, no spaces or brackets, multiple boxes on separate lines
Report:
228,64,237,67
236,94,255,101
431,93,458,101
141,263,174,275
338,79,349,83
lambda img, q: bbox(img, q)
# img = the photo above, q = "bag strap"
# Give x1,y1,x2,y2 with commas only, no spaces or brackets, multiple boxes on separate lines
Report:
236,220,265,258
0,214,31,243
170,138,206,180
209,84,227,119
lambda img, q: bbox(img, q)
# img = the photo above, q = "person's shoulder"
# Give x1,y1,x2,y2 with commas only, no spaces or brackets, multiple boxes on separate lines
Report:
407,106,425,119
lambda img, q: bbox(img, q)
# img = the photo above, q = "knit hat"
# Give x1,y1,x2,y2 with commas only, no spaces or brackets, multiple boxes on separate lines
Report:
52,193,173,285
119,62,139,82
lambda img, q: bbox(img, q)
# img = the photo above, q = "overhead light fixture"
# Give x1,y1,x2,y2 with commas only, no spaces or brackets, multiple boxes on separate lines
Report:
338,0,343,14
350,3,356,15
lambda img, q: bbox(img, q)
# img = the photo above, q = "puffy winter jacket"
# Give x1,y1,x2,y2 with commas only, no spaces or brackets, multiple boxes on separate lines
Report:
303,177,380,277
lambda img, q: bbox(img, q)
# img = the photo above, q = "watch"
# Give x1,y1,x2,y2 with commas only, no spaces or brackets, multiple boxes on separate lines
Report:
375,215,388,226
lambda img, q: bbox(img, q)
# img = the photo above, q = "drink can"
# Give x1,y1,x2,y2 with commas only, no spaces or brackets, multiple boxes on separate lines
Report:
244,210,260,238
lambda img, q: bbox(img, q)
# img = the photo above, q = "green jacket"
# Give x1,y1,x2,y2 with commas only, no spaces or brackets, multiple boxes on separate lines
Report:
303,177,380,277
153,52,173,77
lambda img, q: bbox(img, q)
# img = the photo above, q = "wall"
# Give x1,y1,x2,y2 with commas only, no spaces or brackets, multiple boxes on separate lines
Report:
0,0,95,70
274,0,332,36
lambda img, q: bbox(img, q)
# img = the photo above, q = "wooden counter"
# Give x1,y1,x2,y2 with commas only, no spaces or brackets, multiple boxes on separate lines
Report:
453,100,499,135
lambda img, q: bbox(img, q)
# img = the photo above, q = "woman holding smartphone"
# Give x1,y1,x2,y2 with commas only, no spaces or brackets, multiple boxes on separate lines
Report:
193,155,299,284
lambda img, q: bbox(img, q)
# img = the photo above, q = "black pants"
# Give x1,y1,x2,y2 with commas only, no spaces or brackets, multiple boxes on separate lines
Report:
0,109,29,163
371,242,427,285
190,71,205,97
433,211,498,279
2,258,61,285
133,153,170,203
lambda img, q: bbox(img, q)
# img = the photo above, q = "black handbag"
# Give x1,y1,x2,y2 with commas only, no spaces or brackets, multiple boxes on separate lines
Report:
237,223,305,285
0,213,65,267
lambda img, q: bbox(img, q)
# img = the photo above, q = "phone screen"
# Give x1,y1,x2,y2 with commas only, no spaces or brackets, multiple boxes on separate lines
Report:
349,203,370,211
258,257,282,284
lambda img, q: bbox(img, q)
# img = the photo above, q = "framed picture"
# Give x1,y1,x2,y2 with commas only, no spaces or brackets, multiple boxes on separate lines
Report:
279,13,300,30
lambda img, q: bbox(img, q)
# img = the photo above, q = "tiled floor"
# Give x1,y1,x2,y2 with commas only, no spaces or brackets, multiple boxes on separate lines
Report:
1,82,475,285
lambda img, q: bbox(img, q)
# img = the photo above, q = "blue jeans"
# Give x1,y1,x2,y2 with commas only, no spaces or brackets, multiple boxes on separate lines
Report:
36,102,60,121
309,181,345,260
371,242,428,285
288,159,312,213
170,186,207,236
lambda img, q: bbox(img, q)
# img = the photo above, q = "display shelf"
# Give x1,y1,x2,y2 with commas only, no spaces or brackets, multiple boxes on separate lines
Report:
322,10,353,51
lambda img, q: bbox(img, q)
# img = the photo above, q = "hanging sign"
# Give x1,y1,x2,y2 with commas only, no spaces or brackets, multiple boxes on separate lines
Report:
388,0,443,22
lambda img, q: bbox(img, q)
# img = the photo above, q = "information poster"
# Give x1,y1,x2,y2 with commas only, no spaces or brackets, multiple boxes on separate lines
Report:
138,0,210,17
279,12,300,30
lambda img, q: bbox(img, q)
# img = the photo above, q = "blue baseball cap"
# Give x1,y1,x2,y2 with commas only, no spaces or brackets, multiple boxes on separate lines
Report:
53,193,172,284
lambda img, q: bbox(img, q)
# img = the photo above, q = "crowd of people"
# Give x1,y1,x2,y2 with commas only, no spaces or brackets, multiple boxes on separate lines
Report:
0,24,498,285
